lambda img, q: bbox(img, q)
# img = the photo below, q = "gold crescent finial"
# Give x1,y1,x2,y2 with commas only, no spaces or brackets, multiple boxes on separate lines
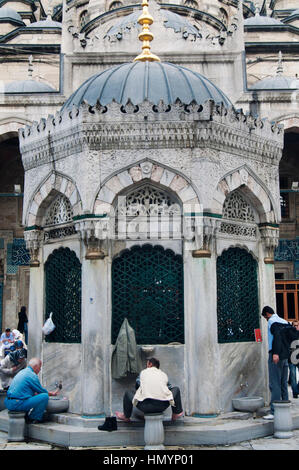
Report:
133,0,160,62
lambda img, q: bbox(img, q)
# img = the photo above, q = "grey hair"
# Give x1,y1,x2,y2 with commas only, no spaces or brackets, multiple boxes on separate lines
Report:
28,358,42,368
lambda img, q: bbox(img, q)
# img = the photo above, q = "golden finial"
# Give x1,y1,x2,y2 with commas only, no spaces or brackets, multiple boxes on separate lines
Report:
133,0,160,62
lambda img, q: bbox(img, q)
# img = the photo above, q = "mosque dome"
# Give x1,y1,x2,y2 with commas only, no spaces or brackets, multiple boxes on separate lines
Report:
4,79,56,93
61,61,232,111
244,13,283,26
28,15,62,29
249,75,299,90
0,6,24,24
249,52,299,90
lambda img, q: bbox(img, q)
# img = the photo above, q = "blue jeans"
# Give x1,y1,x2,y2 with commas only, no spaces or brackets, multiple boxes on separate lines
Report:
5,393,49,421
268,353,289,413
289,363,299,397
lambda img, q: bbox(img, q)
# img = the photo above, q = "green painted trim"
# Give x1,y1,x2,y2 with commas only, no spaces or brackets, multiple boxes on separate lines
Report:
183,212,222,218
73,214,107,221
24,225,42,231
202,212,222,218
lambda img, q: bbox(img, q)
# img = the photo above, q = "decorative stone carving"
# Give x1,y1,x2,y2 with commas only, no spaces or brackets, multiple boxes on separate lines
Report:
260,225,280,264
44,194,74,226
19,100,284,172
75,217,109,259
24,229,43,267
222,192,255,222
218,191,258,240
192,217,221,257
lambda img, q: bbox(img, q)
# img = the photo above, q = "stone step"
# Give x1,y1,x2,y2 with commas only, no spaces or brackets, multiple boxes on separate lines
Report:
1,408,299,448
0,409,277,448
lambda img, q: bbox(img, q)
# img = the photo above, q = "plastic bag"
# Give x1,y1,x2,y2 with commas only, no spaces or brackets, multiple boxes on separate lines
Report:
42,312,55,335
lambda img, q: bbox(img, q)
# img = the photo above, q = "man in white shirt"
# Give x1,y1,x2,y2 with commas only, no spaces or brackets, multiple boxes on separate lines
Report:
115,357,183,423
0,329,15,357
261,305,289,420
0,348,27,390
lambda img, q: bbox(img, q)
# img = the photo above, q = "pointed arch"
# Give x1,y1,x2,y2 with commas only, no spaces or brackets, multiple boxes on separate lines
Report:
0,117,32,143
92,159,201,216
25,171,82,227
211,165,279,224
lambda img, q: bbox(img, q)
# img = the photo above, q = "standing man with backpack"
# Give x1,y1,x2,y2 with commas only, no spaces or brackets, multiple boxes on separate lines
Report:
261,305,289,420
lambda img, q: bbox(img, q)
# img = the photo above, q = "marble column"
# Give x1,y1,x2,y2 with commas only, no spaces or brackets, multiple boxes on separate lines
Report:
184,248,219,415
258,242,277,406
27,263,44,361
81,253,111,416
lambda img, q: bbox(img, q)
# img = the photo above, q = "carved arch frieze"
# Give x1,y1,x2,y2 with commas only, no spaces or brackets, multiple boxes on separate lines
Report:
212,165,278,224
92,159,201,216
25,171,82,227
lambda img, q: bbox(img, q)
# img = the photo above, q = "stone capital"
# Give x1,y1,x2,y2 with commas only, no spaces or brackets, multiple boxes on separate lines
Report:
24,228,43,267
260,225,279,263
192,216,221,258
75,217,109,259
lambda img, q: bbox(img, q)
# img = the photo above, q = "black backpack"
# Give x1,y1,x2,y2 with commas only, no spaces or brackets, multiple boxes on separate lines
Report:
271,323,299,360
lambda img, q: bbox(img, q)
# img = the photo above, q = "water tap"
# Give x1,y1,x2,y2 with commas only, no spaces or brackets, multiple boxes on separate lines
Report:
55,381,63,391
240,382,248,389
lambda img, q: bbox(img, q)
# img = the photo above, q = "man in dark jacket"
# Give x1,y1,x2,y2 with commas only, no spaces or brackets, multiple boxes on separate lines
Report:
288,321,299,398
262,306,292,419
271,322,299,362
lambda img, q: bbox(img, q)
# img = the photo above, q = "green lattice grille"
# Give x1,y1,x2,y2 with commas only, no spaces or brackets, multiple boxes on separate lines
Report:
112,244,184,344
45,247,81,343
217,247,259,343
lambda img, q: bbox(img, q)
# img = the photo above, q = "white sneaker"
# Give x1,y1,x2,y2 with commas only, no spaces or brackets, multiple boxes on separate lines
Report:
263,413,274,420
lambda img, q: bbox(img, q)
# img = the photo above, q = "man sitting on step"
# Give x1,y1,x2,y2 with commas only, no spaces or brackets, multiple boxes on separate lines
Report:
0,347,27,391
115,357,184,423
4,357,60,424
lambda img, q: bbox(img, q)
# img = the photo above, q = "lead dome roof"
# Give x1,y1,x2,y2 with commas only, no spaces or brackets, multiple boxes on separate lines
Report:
250,75,299,90
4,79,56,93
62,61,232,111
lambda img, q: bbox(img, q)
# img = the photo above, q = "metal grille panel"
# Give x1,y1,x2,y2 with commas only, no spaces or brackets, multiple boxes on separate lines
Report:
112,244,184,344
217,247,259,343
45,247,81,343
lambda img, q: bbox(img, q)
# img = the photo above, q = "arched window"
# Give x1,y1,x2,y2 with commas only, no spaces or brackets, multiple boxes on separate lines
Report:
43,193,76,241
44,194,73,226
112,244,184,344
45,247,81,343
114,182,182,239
79,10,88,28
219,190,258,239
219,8,228,27
217,247,259,343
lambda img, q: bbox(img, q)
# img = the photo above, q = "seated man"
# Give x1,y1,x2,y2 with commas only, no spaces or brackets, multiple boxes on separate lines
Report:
1,329,15,357
4,357,59,424
0,348,27,390
115,357,183,423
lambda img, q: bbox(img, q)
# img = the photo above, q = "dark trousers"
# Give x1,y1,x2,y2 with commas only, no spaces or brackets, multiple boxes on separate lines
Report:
289,362,299,397
268,353,289,413
123,386,183,418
